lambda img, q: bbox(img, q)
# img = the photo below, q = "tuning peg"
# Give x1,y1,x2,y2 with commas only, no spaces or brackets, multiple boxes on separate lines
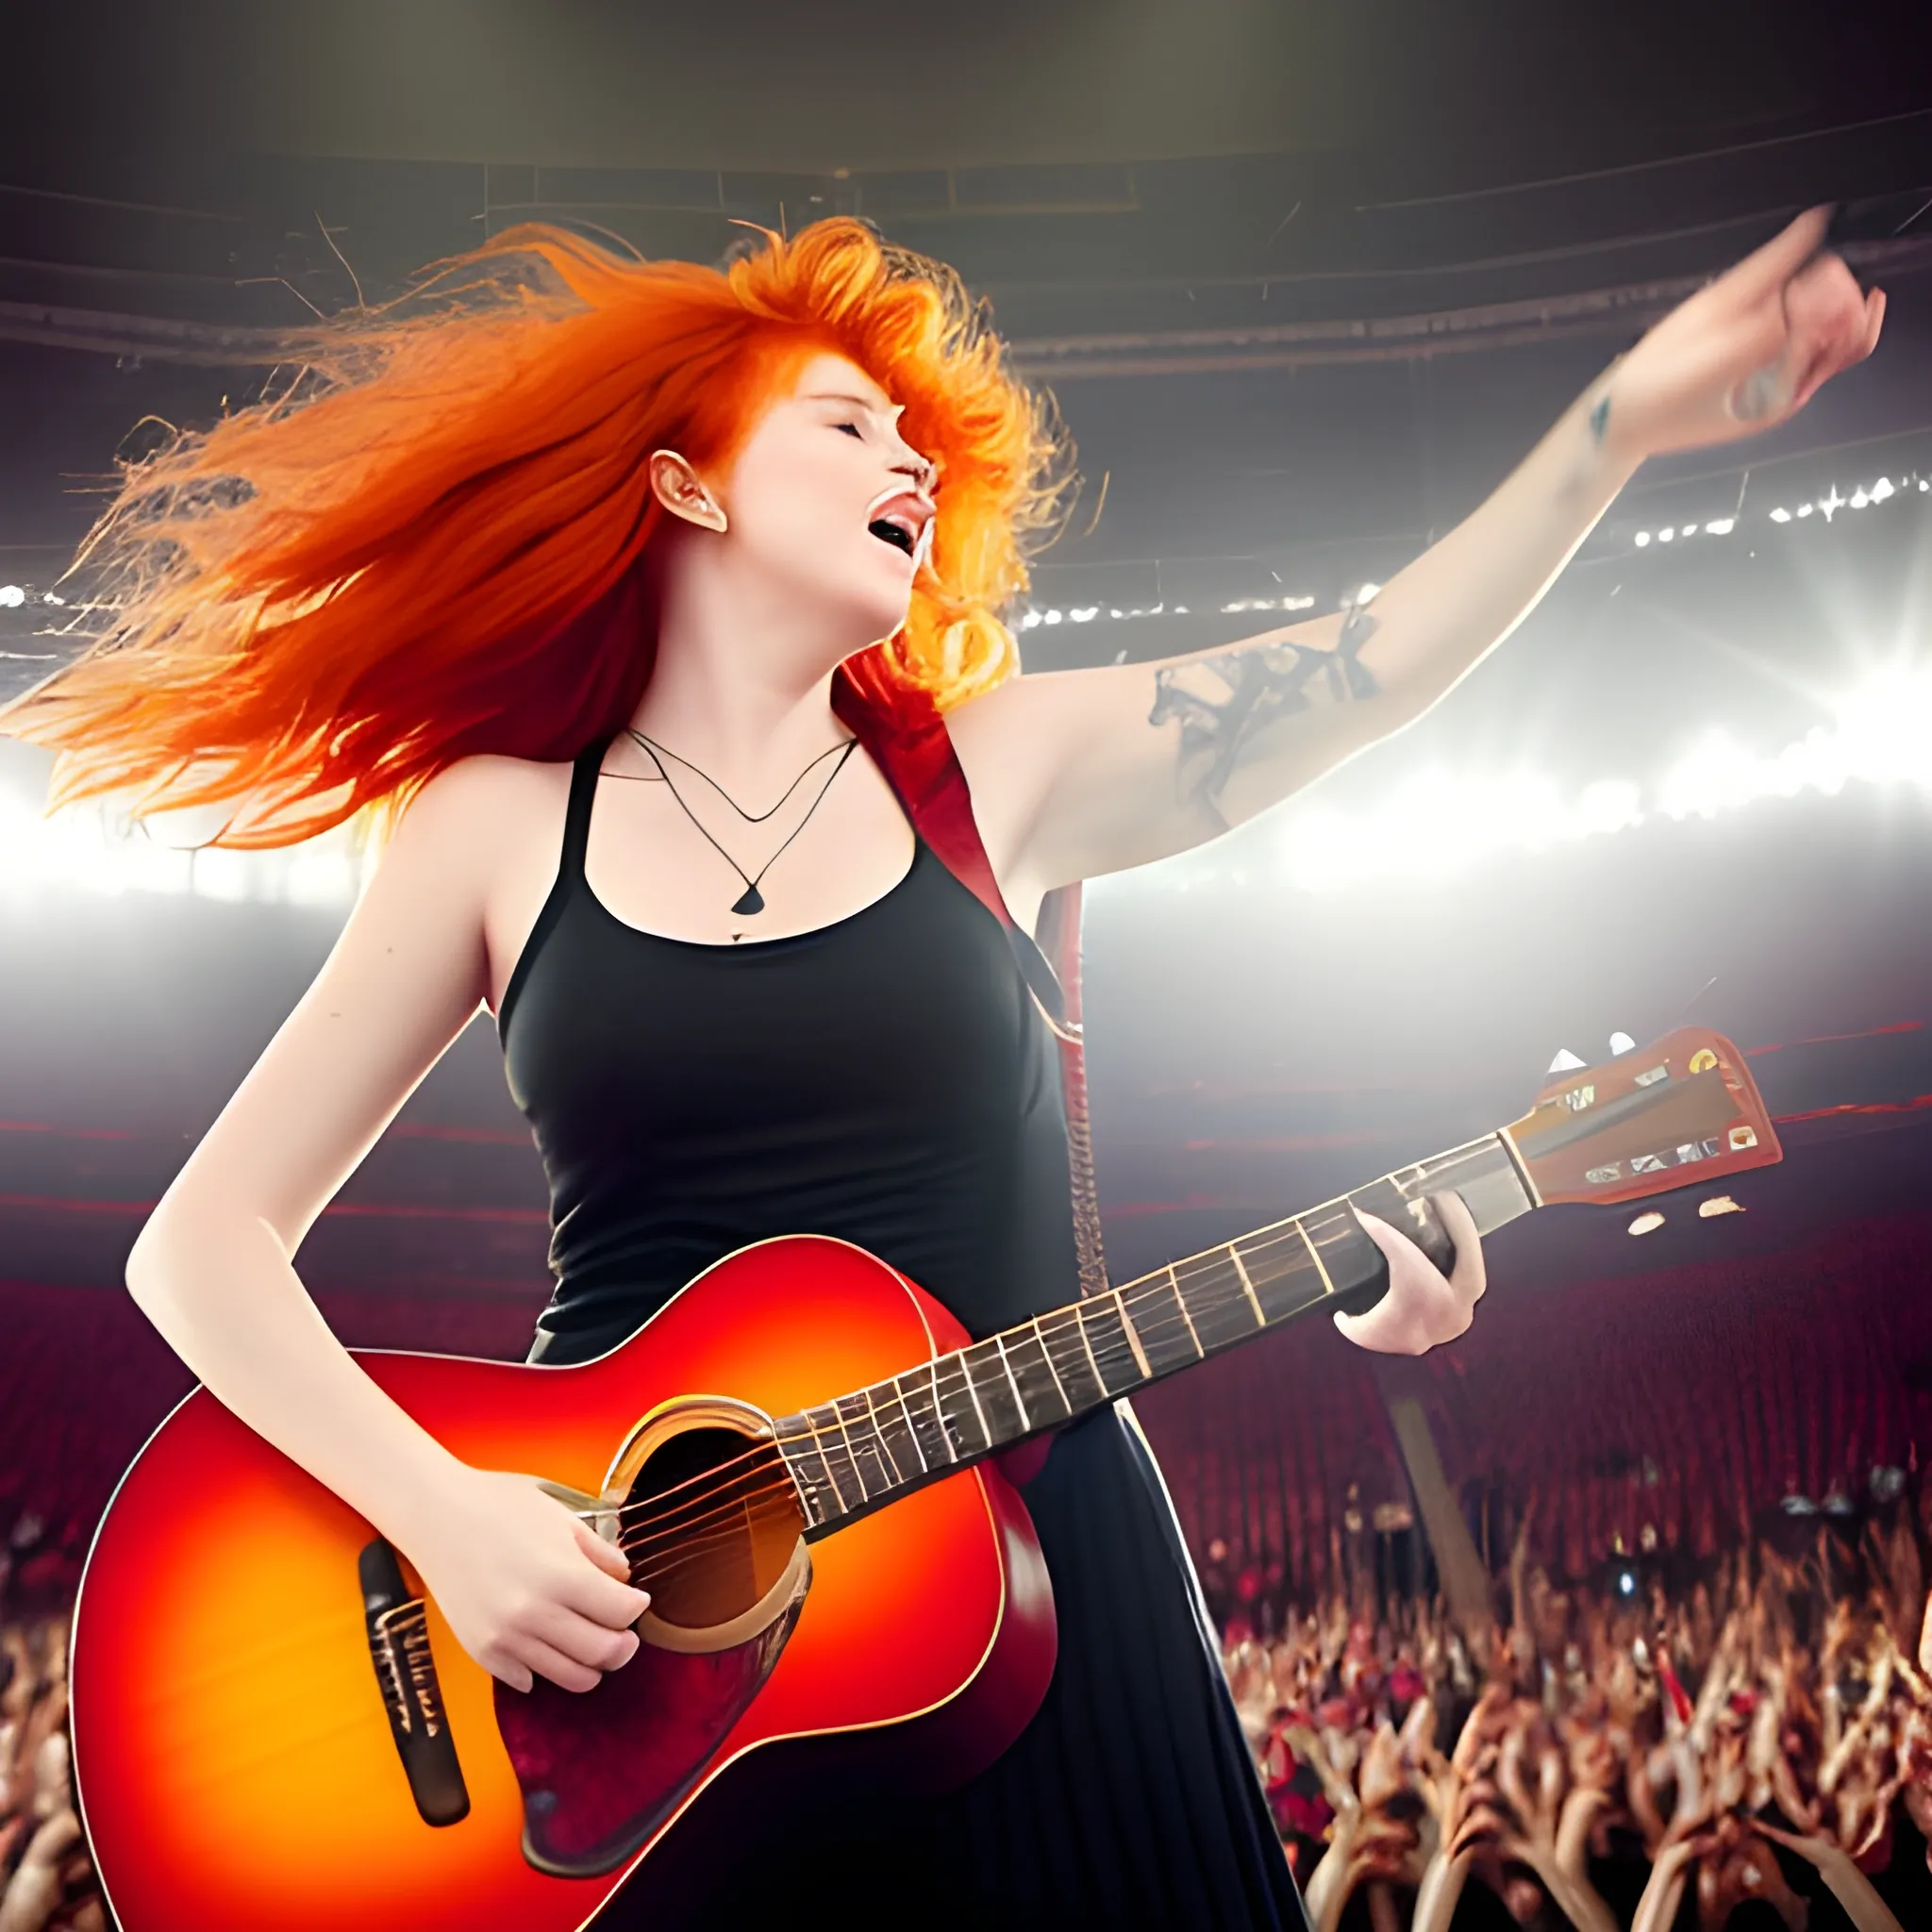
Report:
1547,1048,1588,1073
1609,1031,1636,1056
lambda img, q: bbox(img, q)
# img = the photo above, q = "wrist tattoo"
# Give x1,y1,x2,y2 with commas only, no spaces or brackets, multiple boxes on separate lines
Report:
1590,394,1611,447
1149,614,1381,819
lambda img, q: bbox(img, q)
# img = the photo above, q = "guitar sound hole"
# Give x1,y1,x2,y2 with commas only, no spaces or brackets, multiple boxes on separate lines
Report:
619,1426,805,1633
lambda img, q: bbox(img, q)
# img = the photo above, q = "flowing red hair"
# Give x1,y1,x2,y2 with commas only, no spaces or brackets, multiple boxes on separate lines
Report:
4,219,1069,844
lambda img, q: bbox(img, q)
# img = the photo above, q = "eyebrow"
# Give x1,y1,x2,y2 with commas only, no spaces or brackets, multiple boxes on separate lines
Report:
805,390,904,420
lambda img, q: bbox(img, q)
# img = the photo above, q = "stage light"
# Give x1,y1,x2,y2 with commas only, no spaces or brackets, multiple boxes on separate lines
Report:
1043,609,1062,625
1680,525,1696,538
1698,1195,1744,1218
1705,518,1734,535
0,585,25,608
1548,1048,1587,1073
1608,1032,1636,1056
1797,504,1813,517
1770,508,1791,522
1628,1212,1665,1236
1872,477,1894,501
1356,584,1381,605
1634,530,1652,546
1611,1563,1640,1599
1657,527,1674,542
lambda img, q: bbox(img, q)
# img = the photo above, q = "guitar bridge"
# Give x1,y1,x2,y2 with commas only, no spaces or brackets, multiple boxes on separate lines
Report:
359,1540,470,1826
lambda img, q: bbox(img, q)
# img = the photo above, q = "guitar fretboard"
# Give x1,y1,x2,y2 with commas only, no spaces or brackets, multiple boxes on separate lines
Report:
772,1130,1534,1534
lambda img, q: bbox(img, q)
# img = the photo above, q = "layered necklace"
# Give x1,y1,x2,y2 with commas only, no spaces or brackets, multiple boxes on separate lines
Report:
625,727,859,917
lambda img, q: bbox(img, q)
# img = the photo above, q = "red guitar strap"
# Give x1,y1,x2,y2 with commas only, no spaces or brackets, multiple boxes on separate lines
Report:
832,666,1109,1300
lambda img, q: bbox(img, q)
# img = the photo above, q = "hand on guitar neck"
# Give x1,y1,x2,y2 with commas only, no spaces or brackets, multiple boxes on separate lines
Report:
1336,1191,1487,1356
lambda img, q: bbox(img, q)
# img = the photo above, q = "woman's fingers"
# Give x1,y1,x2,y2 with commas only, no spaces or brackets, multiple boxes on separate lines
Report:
1718,206,1834,308
509,1636,604,1696
1335,1207,1482,1355
1434,1189,1486,1308
527,1596,644,1675
558,1554,653,1633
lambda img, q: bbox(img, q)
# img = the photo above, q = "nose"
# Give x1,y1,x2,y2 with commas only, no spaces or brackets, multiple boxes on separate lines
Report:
891,449,938,496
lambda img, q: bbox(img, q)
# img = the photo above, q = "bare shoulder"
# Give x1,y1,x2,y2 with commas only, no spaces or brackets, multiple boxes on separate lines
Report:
399,753,573,850
388,755,578,1015
940,674,1066,866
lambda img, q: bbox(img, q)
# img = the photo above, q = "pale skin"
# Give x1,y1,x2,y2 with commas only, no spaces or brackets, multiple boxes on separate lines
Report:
124,208,1882,1696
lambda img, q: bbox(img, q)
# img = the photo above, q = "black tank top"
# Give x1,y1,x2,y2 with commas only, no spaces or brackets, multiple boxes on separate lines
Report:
499,742,1082,1364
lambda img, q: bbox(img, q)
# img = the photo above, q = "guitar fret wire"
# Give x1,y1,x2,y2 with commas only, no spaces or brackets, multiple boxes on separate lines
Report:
1226,1243,1267,1325
1112,1287,1154,1379
991,1332,1031,1434
1067,1305,1106,1394
959,1348,994,1444
858,1385,902,1485
1030,1315,1072,1410
927,1359,956,1461
1166,1263,1205,1357
822,1405,870,1503
1296,1220,1338,1297
890,1377,929,1476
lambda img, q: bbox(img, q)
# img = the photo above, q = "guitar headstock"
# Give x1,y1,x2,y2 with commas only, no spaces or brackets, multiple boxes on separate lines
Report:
1505,1026,1782,1208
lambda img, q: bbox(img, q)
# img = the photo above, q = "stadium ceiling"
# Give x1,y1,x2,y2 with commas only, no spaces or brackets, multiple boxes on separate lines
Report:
2,1,1928,345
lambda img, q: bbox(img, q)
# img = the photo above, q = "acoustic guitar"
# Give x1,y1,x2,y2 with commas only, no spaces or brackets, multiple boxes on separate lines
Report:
69,1025,1778,1928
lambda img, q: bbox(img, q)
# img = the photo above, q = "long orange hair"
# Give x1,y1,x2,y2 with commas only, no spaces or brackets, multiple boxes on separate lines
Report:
3,219,1069,845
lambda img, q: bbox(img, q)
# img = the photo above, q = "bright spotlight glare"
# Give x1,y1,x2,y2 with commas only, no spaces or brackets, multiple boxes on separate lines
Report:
0,584,25,608
1243,668,1932,894
1770,508,1791,523
1634,530,1652,546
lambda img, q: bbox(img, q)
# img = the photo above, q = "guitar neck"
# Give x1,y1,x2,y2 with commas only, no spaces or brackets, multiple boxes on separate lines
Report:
773,1130,1536,1536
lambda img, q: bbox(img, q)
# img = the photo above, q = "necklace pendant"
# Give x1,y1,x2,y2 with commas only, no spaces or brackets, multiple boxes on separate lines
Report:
730,883,766,916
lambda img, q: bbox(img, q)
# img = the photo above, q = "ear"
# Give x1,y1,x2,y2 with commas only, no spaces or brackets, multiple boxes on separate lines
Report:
647,450,728,533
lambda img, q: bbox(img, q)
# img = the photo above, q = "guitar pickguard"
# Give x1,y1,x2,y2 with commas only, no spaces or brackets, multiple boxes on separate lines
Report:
493,1552,809,1879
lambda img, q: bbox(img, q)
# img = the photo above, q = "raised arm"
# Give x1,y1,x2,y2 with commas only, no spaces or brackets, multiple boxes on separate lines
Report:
955,208,1882,901
124,758,650,1693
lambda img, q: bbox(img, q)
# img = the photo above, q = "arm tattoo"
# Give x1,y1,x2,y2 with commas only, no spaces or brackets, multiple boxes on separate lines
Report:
1590,394,1611,446
1149,608,1381,819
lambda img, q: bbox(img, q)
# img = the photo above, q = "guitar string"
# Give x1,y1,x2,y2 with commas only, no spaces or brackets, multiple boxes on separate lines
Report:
608,1150,1509,1553
611,1146,1528,1561
608,1246,1348,1550
610,1295,1205,1539
609,1148,1492,1528
612,1298,1279,1559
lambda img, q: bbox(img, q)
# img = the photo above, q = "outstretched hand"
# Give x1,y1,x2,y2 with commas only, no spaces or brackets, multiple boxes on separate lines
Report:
1604,205,1884,461
1334,1191,1486,1356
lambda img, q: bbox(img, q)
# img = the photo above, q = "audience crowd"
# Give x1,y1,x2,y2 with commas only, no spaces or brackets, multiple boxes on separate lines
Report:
1219,1508,1932,1930
13,1473,1932,1930
0,1516,100,1932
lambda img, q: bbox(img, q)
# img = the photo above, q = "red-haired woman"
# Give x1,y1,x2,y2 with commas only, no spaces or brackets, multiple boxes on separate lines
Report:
6,211,1878,1927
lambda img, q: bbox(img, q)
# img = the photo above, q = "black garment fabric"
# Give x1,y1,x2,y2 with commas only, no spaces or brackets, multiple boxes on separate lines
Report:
498,744,1308,1931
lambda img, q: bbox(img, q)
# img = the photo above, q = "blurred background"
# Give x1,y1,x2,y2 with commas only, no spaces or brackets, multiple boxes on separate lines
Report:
2,5,1931,1926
